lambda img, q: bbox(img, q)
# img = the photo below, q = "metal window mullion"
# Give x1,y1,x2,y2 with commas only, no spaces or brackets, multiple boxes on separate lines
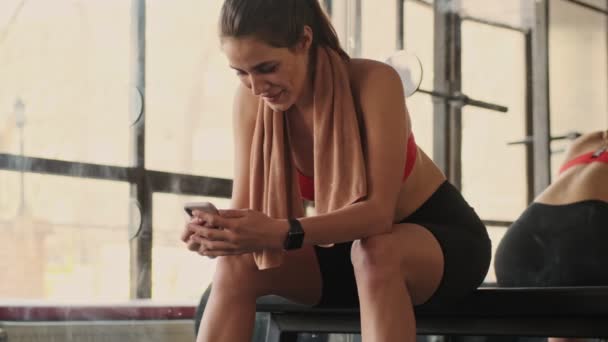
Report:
433,0,463,190
460,16,529,34
532,0,551,195
0,153,233,197
397,0,405,50
147,170,232,197
0,154,133,182
524,32,535,204
448,13,462,190
433,1,450,175
129,0,151,300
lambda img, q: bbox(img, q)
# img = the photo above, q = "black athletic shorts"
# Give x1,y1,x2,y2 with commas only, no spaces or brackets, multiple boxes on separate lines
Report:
313,181,492,308
495,200,608,287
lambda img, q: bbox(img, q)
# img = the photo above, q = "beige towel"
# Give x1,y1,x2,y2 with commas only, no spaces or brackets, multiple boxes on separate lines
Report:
249,47,367,270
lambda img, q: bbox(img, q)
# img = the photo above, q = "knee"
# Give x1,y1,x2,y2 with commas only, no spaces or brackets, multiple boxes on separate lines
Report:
350,235,400,282
213,255,258,297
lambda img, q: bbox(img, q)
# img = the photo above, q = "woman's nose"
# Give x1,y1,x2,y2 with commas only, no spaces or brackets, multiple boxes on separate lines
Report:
249,75,269,96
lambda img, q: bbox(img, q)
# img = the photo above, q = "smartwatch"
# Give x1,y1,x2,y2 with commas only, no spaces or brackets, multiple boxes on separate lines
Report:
283,218,305,250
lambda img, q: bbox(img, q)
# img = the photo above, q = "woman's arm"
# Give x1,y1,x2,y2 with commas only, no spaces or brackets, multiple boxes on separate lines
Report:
189,62,412,254
229,84,258,209
291,61,410,245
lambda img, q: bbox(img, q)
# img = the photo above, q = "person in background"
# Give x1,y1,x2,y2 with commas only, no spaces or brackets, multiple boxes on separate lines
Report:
495,129,608,342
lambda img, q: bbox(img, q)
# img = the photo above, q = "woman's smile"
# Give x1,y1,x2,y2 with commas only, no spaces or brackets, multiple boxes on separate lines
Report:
262,89,285,103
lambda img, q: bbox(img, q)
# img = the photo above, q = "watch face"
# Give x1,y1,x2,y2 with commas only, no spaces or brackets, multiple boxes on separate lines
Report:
284,219,305,250
285,231,305,250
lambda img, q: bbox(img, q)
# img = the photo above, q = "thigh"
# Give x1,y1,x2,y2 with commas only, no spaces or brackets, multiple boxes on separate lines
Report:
372,221,490,307
417,222,491,306
213,246,323,306
386,223,445,306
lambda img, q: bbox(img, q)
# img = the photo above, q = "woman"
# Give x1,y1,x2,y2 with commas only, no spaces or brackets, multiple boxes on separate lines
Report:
495,130,608,287
181,1,491,341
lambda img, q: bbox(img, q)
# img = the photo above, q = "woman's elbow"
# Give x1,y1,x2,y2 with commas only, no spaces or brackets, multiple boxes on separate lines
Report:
368,202,395,235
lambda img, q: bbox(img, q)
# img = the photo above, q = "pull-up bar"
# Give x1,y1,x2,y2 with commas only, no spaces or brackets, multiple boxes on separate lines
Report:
417,88,509,113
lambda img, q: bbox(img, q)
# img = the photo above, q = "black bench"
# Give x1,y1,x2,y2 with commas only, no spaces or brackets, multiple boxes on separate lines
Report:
196,286,608,342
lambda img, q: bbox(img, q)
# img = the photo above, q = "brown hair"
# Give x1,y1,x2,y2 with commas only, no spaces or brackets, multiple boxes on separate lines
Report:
219,0,349,60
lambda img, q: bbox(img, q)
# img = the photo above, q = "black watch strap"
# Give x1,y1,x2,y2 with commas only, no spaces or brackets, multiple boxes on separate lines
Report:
283,218,305,250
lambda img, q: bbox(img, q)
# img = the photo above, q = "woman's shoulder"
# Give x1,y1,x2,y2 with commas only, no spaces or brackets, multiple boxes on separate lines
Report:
346,58,411,132
348,58,400,86
347,58,403,102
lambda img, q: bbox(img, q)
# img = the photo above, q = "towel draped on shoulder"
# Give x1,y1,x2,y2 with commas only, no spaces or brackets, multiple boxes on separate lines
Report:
248,46,367,269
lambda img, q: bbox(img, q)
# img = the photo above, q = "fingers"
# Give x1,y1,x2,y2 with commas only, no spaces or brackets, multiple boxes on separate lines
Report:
181,216,204,242
192,212,239,230
189,223,236,241
180,220,196,242
182,215,231,255
182,210,247,257
190,235,241,257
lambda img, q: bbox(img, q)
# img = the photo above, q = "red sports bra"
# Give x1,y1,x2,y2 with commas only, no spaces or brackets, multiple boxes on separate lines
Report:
558,146,608,175
297,134,418,201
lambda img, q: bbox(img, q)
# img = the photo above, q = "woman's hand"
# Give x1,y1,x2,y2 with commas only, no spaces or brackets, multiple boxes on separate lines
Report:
183,209,288,258
180,215,208,253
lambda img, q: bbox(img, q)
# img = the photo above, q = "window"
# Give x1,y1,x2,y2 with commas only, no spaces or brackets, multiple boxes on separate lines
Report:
340,0,436,155
0,0,234,302
549,0,608,178
456,4,531,282
0,171,130,300
145,0,237,178
461,22,528,222
0,0,131,167
404,0,435,155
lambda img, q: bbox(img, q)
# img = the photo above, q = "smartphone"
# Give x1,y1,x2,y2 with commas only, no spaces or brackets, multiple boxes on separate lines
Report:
184,201,219,217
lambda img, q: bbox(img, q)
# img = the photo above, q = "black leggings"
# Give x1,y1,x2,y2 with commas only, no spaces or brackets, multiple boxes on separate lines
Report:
495,200,608,287
313,181,492,308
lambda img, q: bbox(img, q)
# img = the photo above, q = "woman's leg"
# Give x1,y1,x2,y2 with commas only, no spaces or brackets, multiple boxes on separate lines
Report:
351,223,445,342
196,246,322,342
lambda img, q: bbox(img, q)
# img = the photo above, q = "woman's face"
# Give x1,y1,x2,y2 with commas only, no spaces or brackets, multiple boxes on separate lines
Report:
221,33,311,112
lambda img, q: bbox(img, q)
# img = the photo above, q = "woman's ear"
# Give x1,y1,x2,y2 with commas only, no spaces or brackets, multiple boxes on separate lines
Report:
296,25,314,53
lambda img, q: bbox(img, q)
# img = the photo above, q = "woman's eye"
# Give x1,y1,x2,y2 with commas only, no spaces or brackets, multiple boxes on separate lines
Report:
235,70,246,76
259,65,277,74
